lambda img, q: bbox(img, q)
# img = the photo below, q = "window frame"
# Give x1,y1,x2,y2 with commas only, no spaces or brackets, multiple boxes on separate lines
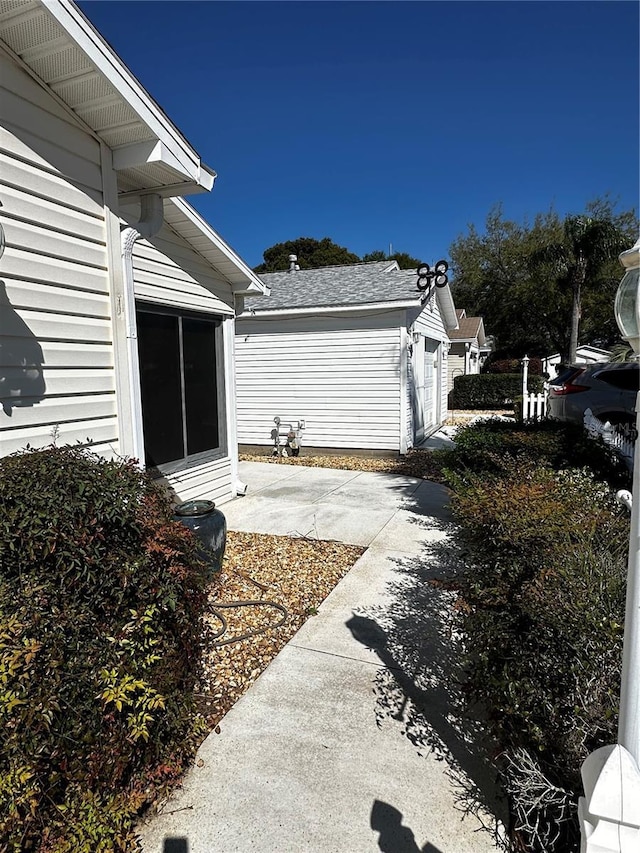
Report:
136,302,227,475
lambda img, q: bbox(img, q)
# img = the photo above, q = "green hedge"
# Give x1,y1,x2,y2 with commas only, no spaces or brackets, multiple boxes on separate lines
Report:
0,446,210,851
450,372,545,409
442,422,630,852
446,418,630,488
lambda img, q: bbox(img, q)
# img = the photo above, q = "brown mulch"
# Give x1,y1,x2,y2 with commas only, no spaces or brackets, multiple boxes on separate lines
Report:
195,531,364,729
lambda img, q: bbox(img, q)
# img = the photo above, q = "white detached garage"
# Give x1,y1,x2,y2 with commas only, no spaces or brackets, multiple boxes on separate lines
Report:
235,260,459,454
0,0,266,504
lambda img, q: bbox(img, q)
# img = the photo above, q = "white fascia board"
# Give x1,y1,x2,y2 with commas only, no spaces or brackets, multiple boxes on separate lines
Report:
112,142,215,192
43,0,211,186
168,198,269,294
238,299,421,319
436,284,459,330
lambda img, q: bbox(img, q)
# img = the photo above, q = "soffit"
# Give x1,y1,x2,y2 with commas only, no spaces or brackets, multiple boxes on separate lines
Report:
0,0,214,197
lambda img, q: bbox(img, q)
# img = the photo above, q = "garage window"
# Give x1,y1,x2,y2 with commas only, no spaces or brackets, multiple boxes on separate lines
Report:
136,306,224,468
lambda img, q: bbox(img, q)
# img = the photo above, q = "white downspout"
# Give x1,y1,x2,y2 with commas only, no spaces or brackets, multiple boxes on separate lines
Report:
229,293,247,496
120,193,164,465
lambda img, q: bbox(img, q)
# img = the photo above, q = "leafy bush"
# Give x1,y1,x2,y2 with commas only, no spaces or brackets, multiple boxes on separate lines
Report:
450,373,545,409
484,356,544,375
0,446,210,851
442,421,630,851
446,418,630,488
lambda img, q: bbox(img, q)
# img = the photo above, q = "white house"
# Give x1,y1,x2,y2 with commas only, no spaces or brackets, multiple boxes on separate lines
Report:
0,0,267,504
235,260,459,454
543,345,612,377
446,309,491,394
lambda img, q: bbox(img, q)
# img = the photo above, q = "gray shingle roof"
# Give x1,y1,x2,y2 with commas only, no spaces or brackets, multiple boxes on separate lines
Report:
245,261,424,312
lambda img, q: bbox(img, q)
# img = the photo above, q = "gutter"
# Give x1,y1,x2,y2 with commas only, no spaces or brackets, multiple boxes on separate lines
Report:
436,284,459,331
237,299,422,319
120,193,164,464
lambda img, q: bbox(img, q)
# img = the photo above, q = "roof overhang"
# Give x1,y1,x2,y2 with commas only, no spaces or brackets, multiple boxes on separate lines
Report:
0,0,215,198
163,198,269,295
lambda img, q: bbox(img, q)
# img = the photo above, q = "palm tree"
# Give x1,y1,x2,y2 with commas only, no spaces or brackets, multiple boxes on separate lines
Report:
533,215,627,363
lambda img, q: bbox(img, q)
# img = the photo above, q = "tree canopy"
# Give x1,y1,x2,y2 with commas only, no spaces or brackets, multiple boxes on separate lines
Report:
254,238,359,272
449,198,637,362
255,238,422,272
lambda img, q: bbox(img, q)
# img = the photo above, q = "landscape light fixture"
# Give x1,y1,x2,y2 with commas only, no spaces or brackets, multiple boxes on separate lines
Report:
579,236,640,853
615,235,640,764
614,237,640,357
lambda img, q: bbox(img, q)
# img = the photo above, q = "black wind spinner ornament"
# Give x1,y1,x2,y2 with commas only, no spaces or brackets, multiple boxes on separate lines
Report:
416,260,449,297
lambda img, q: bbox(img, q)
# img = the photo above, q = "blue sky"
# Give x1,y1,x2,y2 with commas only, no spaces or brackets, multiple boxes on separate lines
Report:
77,1,639,269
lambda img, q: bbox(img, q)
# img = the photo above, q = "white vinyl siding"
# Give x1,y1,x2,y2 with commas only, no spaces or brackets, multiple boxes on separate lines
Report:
162,456,233,506
0,50,118,458
406,300,450,448
132,233,235,315
236,314,403,451
448,352,465,394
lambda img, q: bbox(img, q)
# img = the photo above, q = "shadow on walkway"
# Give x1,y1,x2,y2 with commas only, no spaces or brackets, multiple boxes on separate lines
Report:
371,799,444,852
348,519,509,850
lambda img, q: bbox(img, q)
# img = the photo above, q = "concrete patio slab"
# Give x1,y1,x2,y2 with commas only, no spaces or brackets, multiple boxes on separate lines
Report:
137,461,505,853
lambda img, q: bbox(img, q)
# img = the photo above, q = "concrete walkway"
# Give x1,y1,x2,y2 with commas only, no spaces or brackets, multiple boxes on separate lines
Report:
138,456,506,853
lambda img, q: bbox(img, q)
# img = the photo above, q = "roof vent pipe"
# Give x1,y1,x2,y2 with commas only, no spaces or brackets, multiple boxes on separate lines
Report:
120,193,164,464
288,254,300,272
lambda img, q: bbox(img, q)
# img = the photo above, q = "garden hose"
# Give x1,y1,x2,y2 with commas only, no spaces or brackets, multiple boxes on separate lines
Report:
207,599,289,646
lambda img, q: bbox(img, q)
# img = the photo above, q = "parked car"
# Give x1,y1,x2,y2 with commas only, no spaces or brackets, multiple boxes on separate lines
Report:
547,362,638,433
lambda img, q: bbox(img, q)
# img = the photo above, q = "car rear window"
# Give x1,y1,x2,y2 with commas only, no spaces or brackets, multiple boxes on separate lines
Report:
549,366,584,386
595,366,639,391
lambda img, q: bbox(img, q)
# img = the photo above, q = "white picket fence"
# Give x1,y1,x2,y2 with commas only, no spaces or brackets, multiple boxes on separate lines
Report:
520,355,636,468
521,356,549,421
522,390,548,421
583,408,636,470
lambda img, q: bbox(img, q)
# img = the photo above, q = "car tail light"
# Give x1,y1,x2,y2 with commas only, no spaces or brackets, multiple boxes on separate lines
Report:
551,381,590,396
549,368,589,396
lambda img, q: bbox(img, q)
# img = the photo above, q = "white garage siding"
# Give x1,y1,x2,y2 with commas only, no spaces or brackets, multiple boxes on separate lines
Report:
405,298,450,449
236,314,403,452
0,50,118,458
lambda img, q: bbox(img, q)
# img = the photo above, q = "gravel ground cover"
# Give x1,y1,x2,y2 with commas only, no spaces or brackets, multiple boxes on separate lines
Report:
239,448,448,481
197,411,512,730
196,532,364,729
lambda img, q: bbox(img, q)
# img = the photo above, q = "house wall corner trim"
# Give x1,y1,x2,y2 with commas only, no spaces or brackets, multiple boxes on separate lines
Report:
119,193,164,464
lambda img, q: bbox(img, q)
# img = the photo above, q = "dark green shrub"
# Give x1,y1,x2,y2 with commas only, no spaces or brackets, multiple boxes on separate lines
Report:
441,420,631,851
450,373,545,409
446,418,630,489
0,446,210,851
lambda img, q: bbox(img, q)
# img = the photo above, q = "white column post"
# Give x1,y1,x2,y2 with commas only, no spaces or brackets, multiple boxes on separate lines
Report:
579,239,640,851
521,354,529,420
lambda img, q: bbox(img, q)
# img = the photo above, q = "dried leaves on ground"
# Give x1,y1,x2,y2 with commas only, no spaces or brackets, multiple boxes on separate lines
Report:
196,532,364,729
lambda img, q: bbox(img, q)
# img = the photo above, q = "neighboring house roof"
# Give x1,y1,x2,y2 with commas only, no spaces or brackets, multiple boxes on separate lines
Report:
544,345,612,365
245,261,459,328
0,0,214,198
448,309,486,346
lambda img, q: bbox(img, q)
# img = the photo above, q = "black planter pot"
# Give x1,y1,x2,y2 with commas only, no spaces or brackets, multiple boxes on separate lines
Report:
173,499,226,578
